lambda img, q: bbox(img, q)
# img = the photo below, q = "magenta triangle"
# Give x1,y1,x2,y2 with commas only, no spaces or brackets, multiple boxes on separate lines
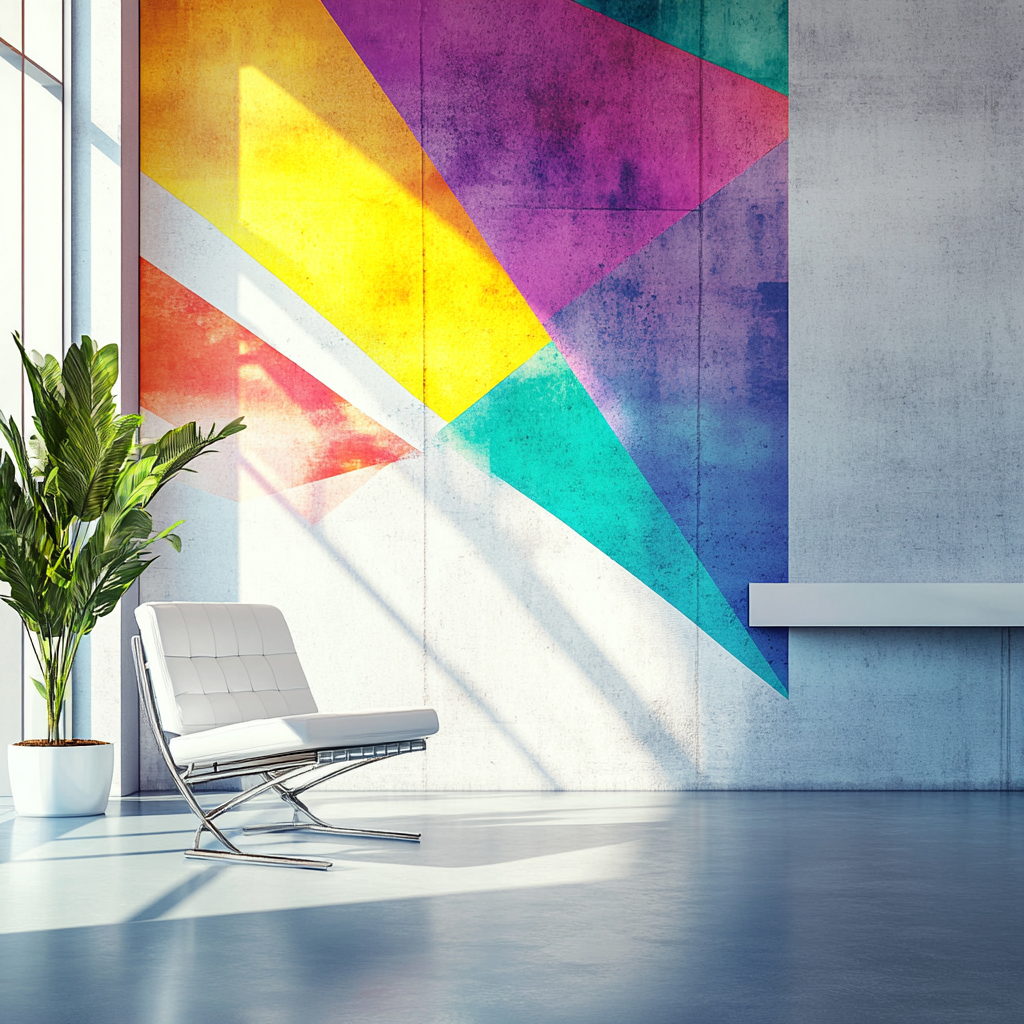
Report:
324,0,788,321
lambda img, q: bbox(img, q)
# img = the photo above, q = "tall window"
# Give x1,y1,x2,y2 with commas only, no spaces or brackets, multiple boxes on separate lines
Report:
0,1,67,746
0,0,67,419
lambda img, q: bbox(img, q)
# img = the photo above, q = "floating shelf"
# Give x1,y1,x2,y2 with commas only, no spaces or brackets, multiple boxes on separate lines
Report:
747,583,1024,627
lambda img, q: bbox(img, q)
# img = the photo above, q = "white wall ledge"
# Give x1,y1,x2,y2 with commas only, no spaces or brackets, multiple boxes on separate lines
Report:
748,583,1024,627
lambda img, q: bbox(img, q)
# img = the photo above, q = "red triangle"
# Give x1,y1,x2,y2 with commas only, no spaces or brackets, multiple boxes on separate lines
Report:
139,258,416,516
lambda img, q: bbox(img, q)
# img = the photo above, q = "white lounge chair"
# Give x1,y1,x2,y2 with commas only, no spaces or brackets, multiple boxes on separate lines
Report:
132,601,439,870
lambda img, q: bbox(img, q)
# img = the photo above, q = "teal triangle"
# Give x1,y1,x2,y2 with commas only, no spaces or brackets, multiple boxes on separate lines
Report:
572,0,789,97
436,343,786,696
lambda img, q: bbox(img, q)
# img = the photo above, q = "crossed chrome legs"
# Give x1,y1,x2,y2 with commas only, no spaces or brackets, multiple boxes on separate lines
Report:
242,776,421,843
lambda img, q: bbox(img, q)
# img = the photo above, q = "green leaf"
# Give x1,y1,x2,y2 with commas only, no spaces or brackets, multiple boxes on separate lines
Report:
141,417,246,501
0,332,245,717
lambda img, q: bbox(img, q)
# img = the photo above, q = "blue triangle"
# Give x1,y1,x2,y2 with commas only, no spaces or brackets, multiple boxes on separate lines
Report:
547,144,789,690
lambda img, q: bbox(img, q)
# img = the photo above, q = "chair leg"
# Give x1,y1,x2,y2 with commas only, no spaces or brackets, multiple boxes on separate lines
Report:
241,767,422,842
186,797,334,869
184,848,331,870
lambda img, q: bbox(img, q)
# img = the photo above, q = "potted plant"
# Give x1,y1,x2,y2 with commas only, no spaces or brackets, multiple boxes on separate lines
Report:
0,333,244,815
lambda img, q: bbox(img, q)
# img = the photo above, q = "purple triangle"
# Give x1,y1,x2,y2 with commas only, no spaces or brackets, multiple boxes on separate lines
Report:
324,0,788,321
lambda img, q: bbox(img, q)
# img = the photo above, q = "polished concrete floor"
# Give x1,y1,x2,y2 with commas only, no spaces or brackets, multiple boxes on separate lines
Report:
0,790,1021,1023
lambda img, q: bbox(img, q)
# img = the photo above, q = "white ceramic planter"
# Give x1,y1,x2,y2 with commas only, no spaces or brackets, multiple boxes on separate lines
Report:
8,742,115,816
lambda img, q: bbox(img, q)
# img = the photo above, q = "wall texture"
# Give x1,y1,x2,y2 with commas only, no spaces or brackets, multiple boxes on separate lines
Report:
131,0,1024,792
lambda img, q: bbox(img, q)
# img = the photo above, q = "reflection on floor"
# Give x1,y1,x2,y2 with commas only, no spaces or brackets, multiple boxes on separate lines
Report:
0,791,1021,1023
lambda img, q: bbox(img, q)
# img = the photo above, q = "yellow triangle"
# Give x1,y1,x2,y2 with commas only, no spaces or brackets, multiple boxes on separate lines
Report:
141,0,550,422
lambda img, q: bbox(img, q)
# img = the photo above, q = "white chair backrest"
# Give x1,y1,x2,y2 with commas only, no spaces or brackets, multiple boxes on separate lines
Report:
135,603,318,736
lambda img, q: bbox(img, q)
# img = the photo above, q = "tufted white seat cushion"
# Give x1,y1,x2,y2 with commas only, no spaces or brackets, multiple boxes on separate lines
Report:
135,602,438,766
168,708,439,766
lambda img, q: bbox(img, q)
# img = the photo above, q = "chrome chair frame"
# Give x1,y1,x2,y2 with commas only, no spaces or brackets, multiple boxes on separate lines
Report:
132,634,428,870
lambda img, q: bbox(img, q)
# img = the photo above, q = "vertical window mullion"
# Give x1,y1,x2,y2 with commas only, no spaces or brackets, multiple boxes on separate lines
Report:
62,0,70,355
20,0,24,427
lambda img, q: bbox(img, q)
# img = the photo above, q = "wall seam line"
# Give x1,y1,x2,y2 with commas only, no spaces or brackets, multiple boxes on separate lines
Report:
694,0,705,787
419,0,428,790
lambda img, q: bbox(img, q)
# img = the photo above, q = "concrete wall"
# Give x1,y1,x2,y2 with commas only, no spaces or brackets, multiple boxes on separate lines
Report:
4,0,1015,796
783,0,1024,788
791,0,1024,583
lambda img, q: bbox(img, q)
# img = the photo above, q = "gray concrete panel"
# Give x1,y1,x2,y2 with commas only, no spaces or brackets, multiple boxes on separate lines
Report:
781,0,1024,788
790,0,1024,584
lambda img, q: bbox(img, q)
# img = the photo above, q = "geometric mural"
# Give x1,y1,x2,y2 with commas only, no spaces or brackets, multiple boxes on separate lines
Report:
572,0,789,96
140,0,550,423
140,0,788,694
